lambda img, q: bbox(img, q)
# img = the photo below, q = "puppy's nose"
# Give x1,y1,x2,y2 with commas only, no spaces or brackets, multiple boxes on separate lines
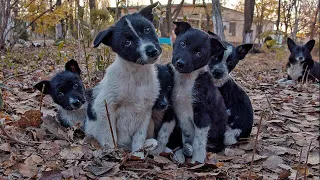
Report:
298,57,304,61
70,99,82,108
176,59,186,68
212,69,224,79
158,99,168,109
146,45,158,58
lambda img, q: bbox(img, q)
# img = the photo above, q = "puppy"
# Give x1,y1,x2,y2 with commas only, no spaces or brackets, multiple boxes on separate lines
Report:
147,64,182,155
207,31,253,145
85,3,161,154
285,38,319,82
171,22,228,163
34,59,88,128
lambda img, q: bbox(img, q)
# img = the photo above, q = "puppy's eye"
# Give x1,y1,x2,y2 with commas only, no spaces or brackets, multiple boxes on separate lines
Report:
227,61,233,66
58,91,64,96
73,84,78,89
167,86,172,90
144,27,150,34
180,41,186,48
124,40,131,47
196,51,202,57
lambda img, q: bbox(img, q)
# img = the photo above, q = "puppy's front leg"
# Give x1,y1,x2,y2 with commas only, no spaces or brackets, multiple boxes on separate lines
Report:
177,114,195,157
132,112,152,153
192,112,210,163
150,120,176,155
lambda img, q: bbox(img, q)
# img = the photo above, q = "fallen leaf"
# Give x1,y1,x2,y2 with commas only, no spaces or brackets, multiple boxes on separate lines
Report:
18,163,38,178
0,143,11,152
88,162,119,176
278,169,291,180
263,155,284,170
11,110,42,128
39,170,62,180
59,146,84,160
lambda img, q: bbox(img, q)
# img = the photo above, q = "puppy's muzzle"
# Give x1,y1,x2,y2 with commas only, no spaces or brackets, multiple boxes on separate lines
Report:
69,98,85,109
146,45,159,58
212,69,224,79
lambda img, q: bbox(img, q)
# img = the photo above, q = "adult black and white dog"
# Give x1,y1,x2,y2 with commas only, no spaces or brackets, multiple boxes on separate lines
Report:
171,22,228,163
286,38,319,82
147,64,180,155
207,31,253,146
85,3,161,154
34,59,88,128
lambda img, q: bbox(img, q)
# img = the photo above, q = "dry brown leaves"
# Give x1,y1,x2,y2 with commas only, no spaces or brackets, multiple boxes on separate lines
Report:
0,45,319,179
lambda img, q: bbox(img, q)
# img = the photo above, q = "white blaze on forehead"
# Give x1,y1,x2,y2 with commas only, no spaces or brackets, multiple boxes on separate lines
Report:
222,45,233,63
125,18,140,39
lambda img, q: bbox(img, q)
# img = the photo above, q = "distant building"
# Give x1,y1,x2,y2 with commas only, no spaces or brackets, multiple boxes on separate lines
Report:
120,4,275,45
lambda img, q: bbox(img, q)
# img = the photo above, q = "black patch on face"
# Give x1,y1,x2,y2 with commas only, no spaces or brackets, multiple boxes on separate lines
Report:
172,22,225,73
34,60,86,111
208,42,252,79
93,2,162,65
287,38,315,64
153,64,174,110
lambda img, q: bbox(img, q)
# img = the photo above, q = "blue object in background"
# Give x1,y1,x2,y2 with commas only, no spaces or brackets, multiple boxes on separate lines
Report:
159,37,172,45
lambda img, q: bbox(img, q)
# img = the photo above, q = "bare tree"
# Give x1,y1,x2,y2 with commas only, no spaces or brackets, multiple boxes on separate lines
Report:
310,0,320,39
212,0,225,40
276,0,281,31
243,0,255,43
202,0,211,32
291,0,301,41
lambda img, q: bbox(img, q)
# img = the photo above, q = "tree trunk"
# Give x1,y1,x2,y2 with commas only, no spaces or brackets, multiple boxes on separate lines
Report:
310,0,320,39
202,0,211,31
0,0,11,50
212,0,225,40
243,0,255,43
165,0,173,37
292,0,300,41
276,0,281,31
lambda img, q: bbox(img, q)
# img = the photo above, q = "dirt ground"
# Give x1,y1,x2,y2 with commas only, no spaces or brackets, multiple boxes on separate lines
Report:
0,44,319,179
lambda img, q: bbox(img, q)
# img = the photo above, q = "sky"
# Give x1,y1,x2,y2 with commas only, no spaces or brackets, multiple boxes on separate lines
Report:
109,0,240,8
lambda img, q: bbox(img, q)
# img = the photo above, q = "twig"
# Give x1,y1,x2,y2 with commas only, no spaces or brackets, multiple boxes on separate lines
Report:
301,65,308,84
39,84,45,111
104,99,117,148
249,113,264,178
3,69,37,82
0,124,33,146
304,139,313,180
264,92,275,117
295,148,303,180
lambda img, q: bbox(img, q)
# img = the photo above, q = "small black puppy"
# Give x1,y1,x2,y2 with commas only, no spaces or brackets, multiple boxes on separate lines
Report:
285,38,319,82
171,22,228,163
34,60,87,128
147,64,182,155
207,31,253,145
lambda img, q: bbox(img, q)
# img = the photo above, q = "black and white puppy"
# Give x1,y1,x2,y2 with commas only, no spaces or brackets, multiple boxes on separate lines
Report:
85,3,161,154
34,59,87,128
171,22,228,163
207,31,253,145
147,64,180,155
285,38,319,82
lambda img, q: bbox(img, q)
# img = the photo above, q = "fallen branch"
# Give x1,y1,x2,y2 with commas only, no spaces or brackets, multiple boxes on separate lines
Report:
295,148,303,180
264,92,275,117
104,99,117,148
248,112,264,178
304,139,313,180
0,123,33,146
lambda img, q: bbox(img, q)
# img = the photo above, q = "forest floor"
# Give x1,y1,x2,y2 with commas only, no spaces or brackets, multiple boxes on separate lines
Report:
0,43,319,179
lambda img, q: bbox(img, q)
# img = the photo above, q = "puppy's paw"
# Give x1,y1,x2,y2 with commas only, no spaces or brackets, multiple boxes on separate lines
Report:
183,143,193,157
277,78,288,83
132,152,145,159
144,138,158,151
173,149,185,164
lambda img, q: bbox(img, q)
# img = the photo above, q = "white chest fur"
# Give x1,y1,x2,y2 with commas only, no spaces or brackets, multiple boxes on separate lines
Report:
287,62,303,80
57,104,87,127
171,66,207,137
94,55,160,149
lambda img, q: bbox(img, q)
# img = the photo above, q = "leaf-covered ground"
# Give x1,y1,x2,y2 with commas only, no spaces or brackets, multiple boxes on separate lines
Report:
0,44,319,179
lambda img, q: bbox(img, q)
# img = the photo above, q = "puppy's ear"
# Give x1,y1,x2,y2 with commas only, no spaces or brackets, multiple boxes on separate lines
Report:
236,44,253,60
34,81,51,94
173,21,191,36
65,59,81,75
208,31,218,37
93,27,113,48
210,37,227,56
305,39,315,52
287,38,296,51
139,2,159,22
